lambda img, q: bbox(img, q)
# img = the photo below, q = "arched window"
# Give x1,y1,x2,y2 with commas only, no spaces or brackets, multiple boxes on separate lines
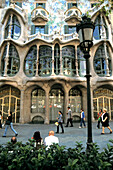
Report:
54,44,60,75
1,44,20,76
5,15,21,40
93,88,113,120
49,84,64,122
62,46,75,76
24,45,37,77
69,87,82,114
94,44,111,77
31,87,45,113
0,85,20,123
77,47,86,77
93,15,108,40
38,45,52,76
5,16,11,39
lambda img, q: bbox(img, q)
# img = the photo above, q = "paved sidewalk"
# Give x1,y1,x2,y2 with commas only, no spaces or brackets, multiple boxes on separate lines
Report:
0,122,113,151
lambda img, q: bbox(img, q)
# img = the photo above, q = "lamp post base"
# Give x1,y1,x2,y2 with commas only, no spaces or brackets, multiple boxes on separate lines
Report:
86,142,93,150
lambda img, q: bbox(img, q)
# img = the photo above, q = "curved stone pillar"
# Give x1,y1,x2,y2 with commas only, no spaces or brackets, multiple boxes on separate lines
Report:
19,89,25,123
44,89,50,124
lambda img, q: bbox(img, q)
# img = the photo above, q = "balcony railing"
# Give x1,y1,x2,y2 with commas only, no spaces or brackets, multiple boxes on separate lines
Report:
31,7,49,21
27,32,79,41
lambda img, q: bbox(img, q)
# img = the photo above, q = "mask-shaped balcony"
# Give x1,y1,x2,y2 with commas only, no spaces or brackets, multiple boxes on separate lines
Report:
31,7,49,23
64,6,82,23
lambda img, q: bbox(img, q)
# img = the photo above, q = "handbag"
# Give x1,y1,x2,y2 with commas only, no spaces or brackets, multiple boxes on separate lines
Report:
5,120,10,125
55,122,59,126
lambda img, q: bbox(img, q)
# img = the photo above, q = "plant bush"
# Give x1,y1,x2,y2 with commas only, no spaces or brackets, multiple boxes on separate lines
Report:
0,139,113,170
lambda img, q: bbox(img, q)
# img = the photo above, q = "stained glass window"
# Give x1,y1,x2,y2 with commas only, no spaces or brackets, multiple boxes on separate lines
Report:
77,47,86,77
38,45,52,76
94,44,111,77
62,46,75,76
93,15,108,40
1,44,20,76
54,44,60,75
24,45,37,77
5,15,21,40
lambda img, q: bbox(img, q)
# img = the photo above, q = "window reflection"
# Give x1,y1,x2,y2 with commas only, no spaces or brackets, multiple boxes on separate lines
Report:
69,88,82,113
49,88,64,122
31,88,45,113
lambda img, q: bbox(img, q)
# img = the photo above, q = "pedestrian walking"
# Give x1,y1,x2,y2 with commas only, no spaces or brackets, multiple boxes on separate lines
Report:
97,109,102,129
56,111,64,133
65,106,73,127
101,108,112,134
2,111,18,137
79,109,86,128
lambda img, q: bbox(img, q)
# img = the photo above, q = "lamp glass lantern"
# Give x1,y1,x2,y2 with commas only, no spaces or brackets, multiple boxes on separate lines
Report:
76,16,95,54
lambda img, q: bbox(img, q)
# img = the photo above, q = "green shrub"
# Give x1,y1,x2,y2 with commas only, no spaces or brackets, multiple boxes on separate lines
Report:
0,139,113,170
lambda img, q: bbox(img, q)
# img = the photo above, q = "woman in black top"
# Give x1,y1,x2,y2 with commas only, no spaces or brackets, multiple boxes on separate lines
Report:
2,111,18,137
101,108,112,134
33,131,43,149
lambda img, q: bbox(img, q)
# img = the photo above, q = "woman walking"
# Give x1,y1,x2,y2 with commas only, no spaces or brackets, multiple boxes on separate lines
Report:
2,111,18,137
97,109,102,129
56,111,64,133
101,108,112,134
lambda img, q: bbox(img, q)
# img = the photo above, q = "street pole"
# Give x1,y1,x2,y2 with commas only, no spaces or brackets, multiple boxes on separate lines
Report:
84,53,93,149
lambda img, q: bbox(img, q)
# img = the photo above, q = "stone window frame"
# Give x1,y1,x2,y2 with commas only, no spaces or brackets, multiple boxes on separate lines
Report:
5,14,21,40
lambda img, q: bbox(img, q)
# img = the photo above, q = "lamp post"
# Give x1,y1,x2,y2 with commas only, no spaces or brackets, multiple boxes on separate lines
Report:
76,16,95,149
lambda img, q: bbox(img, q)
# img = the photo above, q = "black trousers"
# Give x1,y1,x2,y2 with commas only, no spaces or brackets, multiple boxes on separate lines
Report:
66,118,73,127
0,120,2,128
57,122,64,133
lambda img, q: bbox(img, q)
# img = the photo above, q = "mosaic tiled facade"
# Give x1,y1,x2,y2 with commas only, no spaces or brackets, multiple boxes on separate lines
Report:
0,0,113,124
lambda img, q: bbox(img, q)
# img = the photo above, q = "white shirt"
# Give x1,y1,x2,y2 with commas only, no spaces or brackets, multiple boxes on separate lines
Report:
44,135,59,150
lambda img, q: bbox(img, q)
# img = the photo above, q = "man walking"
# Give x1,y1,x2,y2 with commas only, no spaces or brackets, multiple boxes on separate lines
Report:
79,109,86,128
65,106,73,127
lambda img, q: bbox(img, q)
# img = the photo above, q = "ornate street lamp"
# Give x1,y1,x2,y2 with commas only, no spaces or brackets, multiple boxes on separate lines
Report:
76,16,95,149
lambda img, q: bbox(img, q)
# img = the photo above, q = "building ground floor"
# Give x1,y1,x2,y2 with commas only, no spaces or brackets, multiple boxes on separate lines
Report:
0,79,113,124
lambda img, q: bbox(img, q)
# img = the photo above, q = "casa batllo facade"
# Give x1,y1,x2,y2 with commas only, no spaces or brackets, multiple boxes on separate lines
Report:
0,0,113,124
